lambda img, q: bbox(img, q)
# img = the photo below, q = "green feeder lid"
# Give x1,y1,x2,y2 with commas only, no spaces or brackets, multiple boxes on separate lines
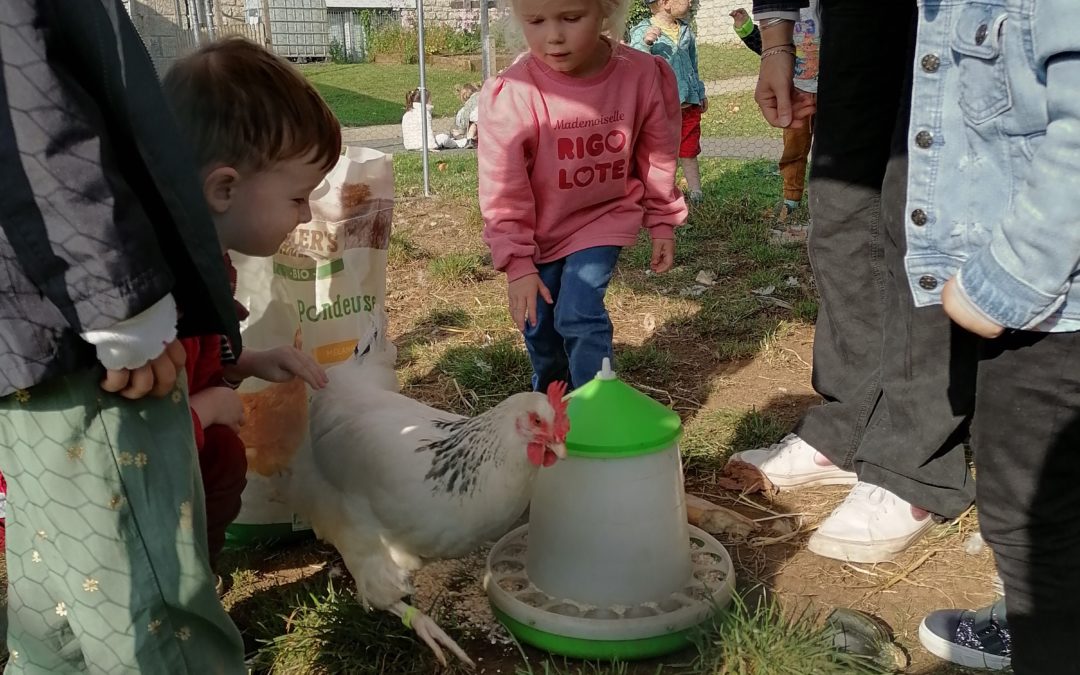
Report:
565,358,682,459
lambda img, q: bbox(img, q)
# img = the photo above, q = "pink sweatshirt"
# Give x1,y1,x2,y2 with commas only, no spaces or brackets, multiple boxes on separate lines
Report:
478,43,688,282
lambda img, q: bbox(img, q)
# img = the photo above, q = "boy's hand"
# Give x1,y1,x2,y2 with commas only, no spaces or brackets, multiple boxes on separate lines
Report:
941,277,1005,339
651,239,675,274
190,386,246,432
507,274,553,332
101,339,187,400
644,26,662,45
230,346,329,389
701,96,709,114
730,8,751,28
791,90,817,124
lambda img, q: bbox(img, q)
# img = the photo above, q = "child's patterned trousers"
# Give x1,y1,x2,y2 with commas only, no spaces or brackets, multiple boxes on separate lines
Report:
0,370,245,674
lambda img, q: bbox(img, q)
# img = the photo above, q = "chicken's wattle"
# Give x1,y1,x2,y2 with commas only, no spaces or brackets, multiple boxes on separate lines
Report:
527,442,559,467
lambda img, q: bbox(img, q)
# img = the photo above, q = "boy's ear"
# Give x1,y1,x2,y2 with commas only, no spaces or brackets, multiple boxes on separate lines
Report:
203,166,240,215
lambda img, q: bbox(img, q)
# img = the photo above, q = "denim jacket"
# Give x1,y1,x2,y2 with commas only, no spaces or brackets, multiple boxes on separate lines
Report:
629,19,706,106
906,0,1080,332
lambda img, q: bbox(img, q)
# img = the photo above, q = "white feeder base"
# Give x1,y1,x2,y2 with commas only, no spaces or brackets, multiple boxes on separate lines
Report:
485,525,735,643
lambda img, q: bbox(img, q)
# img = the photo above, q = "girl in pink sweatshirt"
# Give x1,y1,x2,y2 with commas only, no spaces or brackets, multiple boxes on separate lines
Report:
478,0,688,391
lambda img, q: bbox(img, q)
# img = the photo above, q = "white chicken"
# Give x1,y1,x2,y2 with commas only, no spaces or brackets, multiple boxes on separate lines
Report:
287,332,569,667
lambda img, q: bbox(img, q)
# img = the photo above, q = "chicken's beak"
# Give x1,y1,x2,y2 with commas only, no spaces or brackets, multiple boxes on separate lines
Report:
549,442,568,460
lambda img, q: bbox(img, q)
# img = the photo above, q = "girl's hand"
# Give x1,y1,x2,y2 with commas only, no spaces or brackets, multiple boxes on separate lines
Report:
101,339,186,400
228,346,329,389
791,90,817,125
701,97,709,114
651,239,675,274
941,277,1005,339
190,386,246,432
507,274,553,331
730,8,751,28
644,26,662,45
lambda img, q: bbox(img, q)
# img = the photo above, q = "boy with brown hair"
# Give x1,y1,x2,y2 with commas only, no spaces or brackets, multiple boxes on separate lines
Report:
161,36,340,583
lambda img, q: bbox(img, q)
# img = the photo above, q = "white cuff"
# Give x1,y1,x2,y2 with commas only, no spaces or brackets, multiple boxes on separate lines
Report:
81,295,178,370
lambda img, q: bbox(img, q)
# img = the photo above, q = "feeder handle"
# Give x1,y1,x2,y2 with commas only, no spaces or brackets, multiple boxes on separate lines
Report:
596,358,617,380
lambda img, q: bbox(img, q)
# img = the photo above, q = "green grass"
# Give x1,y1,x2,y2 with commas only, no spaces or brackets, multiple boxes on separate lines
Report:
700,90,782,140
438,339,534,407
428,252,488,284
616,343,675,375
681,407,790,471
689,595,891,675
298,63,467,127
697,43,760,82
422,306,472,329
251,581,472,675
388,231,425,266
514,595,891,675
394,153,482,199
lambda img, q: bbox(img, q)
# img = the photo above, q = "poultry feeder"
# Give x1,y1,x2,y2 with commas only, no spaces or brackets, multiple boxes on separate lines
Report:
486,359,735,660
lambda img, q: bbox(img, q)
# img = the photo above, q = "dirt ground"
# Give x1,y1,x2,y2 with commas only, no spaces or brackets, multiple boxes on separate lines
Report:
223,193,997,674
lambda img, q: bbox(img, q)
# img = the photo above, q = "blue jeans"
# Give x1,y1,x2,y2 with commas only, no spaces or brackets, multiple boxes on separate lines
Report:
525,246,620,392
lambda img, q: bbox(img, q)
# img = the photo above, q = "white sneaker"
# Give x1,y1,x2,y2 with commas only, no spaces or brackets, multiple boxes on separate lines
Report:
808,482,934,563
726,434,857,489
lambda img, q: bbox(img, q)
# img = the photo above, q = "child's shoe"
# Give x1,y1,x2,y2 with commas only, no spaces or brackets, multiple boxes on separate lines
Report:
919,599,1011,670
726,434,857,488
775,198,802,222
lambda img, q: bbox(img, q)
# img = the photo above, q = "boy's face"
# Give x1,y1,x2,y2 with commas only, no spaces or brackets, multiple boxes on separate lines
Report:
209,151,330,257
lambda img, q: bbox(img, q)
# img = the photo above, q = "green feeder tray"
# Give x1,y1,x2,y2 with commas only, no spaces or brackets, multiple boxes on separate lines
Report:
486,359,735,661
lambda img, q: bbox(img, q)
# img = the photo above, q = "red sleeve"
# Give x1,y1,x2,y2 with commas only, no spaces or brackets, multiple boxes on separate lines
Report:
187,334,225,393
183,334,225,452
190,409,206,450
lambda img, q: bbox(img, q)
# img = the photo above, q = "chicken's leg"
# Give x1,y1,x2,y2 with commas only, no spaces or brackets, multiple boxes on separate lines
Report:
391,600,475,668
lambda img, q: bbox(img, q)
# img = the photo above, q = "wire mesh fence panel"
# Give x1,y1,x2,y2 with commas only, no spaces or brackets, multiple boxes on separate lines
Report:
309,2,784,168
127,1,788,188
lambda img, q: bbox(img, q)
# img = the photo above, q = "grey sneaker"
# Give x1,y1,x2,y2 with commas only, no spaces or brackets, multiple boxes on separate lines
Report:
919,598,1011,671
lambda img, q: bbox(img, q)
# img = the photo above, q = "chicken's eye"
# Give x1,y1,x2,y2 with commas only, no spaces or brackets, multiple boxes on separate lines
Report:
530,414,542,427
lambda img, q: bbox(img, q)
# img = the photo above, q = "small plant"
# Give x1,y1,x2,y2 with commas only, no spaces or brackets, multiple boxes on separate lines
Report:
438,339,533,407
428,252,487,284
388,232,424,266
424,306,471,329
681,407,788,471
616,343,674,374
691,594,890,675
253,581,472,674
328,37,347,64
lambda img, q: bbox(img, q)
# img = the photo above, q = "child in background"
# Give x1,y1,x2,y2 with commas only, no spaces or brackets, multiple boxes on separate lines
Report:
454,82,481,148
479,0,687,391
162,37,338,585
731,4,819,221
0,3,245,670
402,88,461,151
629,0,708,205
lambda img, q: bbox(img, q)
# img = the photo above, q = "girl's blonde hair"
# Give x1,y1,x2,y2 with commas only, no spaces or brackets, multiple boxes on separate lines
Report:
499,0,631,55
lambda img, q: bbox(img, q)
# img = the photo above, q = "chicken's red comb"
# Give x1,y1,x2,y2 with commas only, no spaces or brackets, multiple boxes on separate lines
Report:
546,381,570,440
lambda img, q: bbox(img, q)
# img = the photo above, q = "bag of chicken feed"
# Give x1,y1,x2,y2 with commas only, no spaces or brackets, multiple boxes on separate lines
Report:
226,146,394,547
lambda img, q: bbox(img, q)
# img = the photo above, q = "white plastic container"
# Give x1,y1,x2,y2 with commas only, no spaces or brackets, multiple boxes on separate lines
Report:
526,359,691,605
